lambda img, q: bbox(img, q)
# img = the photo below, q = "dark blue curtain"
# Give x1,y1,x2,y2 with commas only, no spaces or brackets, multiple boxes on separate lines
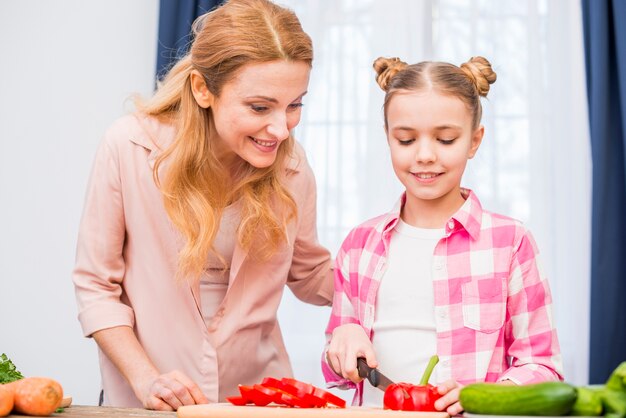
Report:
156,0,223,81
582,0,626,383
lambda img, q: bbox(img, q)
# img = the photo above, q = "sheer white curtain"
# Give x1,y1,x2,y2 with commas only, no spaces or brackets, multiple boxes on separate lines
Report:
277,0,591,392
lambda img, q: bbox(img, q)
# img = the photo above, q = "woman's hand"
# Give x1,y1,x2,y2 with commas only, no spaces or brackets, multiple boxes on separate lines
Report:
435,379,464,415
137,370,208,411
326,323,377,383
92,327,208,411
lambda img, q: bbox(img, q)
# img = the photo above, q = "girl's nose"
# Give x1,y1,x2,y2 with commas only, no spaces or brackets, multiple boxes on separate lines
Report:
415,141,436,163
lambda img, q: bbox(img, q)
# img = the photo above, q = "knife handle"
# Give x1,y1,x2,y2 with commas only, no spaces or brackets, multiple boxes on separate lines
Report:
357,357,381,387
357,357,370,379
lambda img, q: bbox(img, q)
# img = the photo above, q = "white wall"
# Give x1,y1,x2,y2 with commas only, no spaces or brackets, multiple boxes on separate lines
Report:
0,0,159,405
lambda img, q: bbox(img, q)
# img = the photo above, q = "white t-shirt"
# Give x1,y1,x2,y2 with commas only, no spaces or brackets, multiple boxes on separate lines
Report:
362,219,445,407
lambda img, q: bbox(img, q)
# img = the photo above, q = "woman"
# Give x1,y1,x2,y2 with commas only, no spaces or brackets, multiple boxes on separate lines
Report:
73,0,333,410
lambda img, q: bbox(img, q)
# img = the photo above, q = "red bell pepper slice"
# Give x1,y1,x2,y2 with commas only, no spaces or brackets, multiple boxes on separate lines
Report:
238,384,273,406
258,384,313,408
311,386,347,408
226,395,249,406
280,378,329,407
261,377,286,390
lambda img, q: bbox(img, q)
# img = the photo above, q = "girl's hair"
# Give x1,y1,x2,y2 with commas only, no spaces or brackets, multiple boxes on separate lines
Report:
373,56,497,129
135,0,313,281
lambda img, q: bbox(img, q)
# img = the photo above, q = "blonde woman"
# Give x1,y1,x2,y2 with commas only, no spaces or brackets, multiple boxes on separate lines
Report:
73,0,332,410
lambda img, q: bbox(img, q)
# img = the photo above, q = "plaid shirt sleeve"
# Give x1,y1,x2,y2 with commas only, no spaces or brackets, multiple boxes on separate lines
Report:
500,229,564,384
321,229,361,390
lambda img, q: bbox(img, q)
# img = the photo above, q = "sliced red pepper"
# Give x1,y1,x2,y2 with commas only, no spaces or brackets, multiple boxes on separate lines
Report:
261,377,286,390
230,377,346,409
255,384,312,408
238,384,273,406
226,395,249,406
301,392,328,408
312,387,347,408
281,378,314,395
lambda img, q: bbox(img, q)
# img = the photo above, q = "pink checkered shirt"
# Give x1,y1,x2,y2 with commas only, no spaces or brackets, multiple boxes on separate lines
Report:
322,189,563,405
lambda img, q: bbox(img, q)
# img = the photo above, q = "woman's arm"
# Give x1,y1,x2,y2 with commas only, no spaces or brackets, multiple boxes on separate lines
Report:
93,326,207,411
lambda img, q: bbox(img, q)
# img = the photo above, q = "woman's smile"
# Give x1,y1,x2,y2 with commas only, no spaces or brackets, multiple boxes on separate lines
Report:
249,136,280,152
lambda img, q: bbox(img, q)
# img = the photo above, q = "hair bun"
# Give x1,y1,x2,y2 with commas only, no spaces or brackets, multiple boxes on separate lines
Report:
373,57,408,91
460,56,497,97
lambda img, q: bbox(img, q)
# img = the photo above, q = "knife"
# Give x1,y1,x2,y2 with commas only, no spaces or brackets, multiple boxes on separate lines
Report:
357,357,395,392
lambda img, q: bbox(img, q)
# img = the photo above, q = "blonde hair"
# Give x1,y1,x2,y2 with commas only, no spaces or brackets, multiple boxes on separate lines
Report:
136,0,313,281
373,56,497,129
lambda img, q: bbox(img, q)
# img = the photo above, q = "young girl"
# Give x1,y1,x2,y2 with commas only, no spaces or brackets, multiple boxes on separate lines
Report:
322,56,563,413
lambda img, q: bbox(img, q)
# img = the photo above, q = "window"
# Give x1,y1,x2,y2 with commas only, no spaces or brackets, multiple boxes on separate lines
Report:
279,0,590,391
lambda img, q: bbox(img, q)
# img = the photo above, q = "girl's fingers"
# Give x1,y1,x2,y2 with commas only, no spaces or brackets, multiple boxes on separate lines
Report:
447,400,464,416
328,351,344,378
437,379,458,394
434,385,461,411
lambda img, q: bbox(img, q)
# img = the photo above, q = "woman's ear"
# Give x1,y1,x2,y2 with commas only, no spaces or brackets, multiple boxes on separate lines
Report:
190,70,214,108
468,125,484,159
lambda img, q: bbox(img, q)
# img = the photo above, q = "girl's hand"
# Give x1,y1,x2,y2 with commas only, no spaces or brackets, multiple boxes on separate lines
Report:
137,370,208,411
327,323,377,383
435,379,464,415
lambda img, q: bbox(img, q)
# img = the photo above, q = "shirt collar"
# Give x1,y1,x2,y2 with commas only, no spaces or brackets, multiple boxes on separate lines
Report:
380,188,483,241
450,188,483,241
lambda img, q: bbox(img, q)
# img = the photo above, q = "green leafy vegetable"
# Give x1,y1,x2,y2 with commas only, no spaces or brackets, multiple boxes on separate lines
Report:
0,353,24,384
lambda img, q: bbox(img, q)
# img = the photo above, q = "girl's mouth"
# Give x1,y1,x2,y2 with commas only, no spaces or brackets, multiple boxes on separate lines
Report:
412,172,442,183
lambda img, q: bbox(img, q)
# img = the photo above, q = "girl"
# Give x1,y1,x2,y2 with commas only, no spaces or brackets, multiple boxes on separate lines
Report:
73,0,333,410
322,56,563,413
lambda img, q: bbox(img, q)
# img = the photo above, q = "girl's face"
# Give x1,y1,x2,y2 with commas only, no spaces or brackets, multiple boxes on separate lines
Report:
386,89,483,219
210,60,310,169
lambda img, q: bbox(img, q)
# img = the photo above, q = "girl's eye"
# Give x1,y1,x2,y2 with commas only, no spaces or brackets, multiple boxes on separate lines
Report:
288,102,304,111
398,138,415,145
438,138,456,145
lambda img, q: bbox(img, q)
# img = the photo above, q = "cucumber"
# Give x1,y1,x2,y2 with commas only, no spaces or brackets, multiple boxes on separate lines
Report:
460,382,577,416
570,387,603,416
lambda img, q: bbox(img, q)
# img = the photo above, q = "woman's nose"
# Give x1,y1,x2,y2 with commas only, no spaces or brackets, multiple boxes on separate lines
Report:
266,112,290,140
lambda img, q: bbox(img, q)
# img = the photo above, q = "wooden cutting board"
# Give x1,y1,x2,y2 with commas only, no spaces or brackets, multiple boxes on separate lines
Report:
177,403,450,418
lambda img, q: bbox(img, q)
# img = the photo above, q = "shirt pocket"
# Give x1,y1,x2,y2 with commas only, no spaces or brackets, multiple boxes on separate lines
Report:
461,276,507,333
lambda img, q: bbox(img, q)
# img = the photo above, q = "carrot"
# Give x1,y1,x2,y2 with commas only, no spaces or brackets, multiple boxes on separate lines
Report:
12,377,63,416
0,384,14,417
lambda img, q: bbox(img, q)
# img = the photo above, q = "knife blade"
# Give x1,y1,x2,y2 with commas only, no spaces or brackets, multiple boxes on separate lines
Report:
357,357,395,392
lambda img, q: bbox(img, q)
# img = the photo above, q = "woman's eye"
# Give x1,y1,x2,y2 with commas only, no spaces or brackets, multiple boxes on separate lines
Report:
250,105,269,113
288,102,304,111
398,138,415,145
438,138,456,145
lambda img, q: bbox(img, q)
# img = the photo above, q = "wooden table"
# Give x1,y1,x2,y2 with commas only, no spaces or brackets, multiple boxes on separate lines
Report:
8,406,176,418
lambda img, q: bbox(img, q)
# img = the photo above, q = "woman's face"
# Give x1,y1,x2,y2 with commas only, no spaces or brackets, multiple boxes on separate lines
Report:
386,89,483,216
210,60,310,169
